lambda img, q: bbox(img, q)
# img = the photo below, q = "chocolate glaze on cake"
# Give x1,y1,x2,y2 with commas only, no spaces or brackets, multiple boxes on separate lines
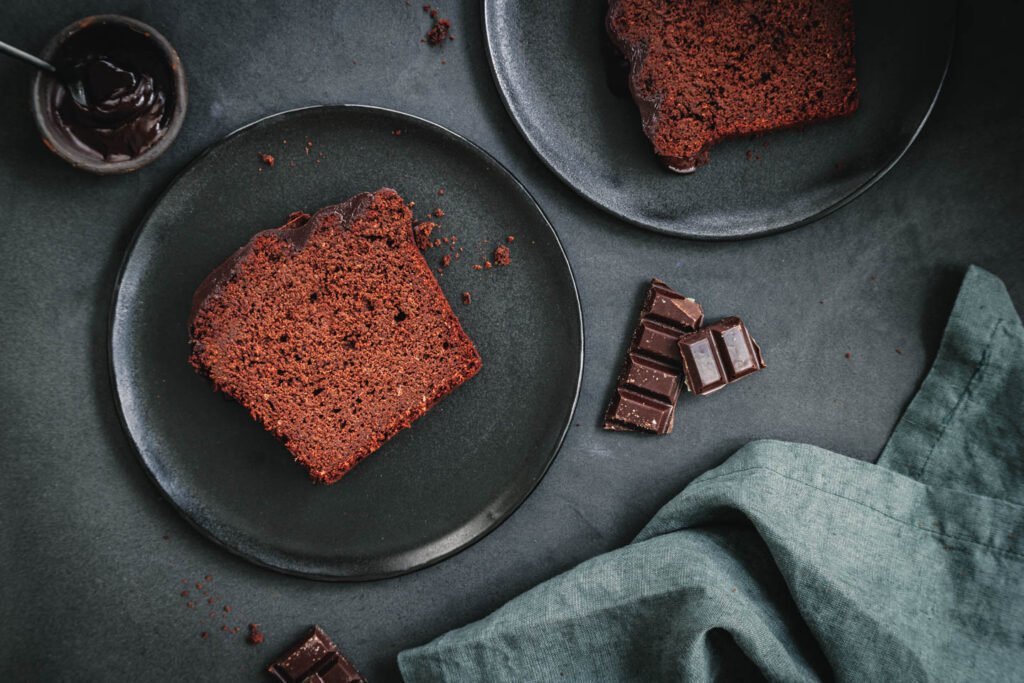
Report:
189,189,482,484
607,0,858,173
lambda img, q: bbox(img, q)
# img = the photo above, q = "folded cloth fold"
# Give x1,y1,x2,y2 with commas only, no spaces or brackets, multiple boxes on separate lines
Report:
399,266,1024,682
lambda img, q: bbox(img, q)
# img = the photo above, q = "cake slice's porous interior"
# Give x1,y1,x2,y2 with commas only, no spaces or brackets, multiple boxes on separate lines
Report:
608,0,858,170
189,189,482,483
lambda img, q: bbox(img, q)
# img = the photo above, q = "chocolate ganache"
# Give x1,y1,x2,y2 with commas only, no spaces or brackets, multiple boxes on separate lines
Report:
48,24,175,161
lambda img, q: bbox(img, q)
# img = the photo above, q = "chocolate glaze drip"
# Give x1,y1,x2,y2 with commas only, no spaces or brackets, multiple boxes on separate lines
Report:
188,192,375,327
599,12,632,99
605,0,699,174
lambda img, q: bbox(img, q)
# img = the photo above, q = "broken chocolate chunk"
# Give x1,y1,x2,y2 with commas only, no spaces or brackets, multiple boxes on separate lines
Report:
268,625,365,683
678,317,765,396
604,279,703,433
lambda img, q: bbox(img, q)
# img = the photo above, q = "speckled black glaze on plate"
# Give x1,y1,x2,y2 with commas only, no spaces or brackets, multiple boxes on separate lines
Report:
483,0,955,239
110,105,583,580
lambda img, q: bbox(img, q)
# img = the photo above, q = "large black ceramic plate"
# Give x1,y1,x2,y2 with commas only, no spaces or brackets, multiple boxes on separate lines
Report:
110,105,582,580
484,0,955,239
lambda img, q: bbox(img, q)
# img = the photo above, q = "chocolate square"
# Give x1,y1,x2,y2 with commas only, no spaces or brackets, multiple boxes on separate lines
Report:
711,317,761,381
679,317,765,396
268,626,365,683
678,330,728,395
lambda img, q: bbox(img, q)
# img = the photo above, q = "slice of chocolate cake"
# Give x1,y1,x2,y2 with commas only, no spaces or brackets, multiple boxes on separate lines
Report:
189,188,482,484
607,0,858,172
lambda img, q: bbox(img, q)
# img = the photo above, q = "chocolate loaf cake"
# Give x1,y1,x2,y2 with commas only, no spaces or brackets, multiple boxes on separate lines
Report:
189,188,482,484
607,0,858,172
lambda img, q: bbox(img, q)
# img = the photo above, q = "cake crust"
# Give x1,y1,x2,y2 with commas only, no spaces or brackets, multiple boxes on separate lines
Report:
607,0,859,172
189,188,482,483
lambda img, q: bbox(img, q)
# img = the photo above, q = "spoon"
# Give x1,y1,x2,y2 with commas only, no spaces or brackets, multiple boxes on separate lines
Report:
0,38,88,107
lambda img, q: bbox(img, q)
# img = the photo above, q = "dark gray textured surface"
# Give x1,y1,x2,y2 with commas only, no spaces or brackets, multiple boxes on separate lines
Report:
1,2,1022,681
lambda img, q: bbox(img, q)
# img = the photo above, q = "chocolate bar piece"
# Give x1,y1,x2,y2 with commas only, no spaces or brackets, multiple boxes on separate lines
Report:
604,279,704,433
678,317,765,396
268,625,365,683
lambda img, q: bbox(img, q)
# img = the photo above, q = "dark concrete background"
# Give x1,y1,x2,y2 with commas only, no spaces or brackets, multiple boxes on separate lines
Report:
1,1,1022,681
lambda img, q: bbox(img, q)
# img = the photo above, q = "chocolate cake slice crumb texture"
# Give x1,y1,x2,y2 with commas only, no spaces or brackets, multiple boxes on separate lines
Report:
607,0,858,172
189,188,482,483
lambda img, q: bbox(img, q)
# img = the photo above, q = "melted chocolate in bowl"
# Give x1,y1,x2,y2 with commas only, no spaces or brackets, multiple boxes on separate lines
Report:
47,24,175,162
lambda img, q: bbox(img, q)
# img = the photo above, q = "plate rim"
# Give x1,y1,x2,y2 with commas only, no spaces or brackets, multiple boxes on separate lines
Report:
107,103,585,581
481,0,955,240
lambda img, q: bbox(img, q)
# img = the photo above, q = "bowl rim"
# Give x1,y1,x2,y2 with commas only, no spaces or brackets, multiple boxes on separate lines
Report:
30,14,188,175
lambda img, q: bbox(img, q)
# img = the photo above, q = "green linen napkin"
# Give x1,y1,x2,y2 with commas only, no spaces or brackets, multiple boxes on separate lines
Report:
398,266,1024,682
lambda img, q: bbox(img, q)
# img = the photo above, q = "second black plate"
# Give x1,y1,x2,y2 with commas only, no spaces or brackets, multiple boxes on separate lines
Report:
484,0,955,239
110,106,583,580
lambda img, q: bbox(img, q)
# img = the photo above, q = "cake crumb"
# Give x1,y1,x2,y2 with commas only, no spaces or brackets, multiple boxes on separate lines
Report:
427,18,451,45
473,264,482,271
414,222,435,250
484,261,492,269
441,254,451,267
493,244,511,266
462,292,471,305
259,153,274,167
434,208,445,217
845,353,851,359
247,624,264,645
507,235,515,243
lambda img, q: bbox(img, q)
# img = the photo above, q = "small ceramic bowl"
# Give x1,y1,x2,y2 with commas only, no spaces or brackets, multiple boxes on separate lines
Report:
30,15,187,175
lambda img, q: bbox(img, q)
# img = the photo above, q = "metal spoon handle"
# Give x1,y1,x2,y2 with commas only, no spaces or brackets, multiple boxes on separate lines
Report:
0,39,56,73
